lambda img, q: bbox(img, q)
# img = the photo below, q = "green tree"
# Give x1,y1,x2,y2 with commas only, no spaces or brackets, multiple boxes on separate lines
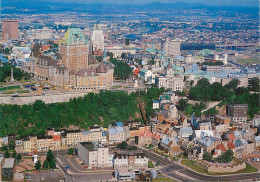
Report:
236,87,249,95
248,77,259,92
17,154,22,162
203,152,212,162
35,160,41,170
125,38,130,46
46,150,54,163
118,141,128,150
128,146,137,150
33,100,46,111
4,48,11,54
121,53,126,60
107,52,113,59
203,107,218,116
8,141,15,150
225,79,240,91
12,150,16,158
1,145,8,151
110,59,132,80
178,99,189,111
4,151,10,158
49,159,56,169
43,160,49,169
68,148,74,155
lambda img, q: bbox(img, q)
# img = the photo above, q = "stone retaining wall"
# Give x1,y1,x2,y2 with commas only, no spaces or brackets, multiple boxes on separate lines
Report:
0,92,88,105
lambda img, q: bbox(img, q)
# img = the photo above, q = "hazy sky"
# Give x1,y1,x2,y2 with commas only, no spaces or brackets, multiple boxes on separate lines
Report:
43,0,258,7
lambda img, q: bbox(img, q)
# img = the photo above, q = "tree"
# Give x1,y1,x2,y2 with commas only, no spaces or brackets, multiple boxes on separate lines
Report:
118,141,128,150
236,87,249,95
225,79,240,91
8,141,15,150
49,159,56,169
203,107,218,116
125,38,130,46
17,154,22,162
121,53,126,60
202,152,212,162
110,59,132,80
4,151,10,158
33,100,45,112
4,48,11,54
68,148,74,155
248,77,259,92
107,52,114,59
46,150,54,163
12,150,16,159
1,145,8,151
43,160,49,169
128,146,137,150
177,99,189,111
35,160,41,170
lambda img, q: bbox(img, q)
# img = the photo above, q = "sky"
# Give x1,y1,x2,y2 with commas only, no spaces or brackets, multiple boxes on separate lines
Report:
42,0,259,7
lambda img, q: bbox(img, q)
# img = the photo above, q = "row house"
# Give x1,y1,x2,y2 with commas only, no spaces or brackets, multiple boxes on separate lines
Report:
113,151,148,168
18,135,62,152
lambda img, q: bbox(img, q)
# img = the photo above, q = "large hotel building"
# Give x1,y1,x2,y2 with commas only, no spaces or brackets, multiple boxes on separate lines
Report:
30,28,114,90
2,20,19,40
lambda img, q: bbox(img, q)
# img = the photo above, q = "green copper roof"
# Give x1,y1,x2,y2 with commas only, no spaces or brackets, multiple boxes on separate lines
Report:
200,49,213,56
60,28,88,46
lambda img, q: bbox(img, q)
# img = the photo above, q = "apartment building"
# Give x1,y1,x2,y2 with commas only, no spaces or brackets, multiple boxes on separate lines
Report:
227,104,248,123
78,142,109,168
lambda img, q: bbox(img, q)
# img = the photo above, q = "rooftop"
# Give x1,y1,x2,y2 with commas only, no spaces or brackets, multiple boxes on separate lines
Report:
3,158,15,168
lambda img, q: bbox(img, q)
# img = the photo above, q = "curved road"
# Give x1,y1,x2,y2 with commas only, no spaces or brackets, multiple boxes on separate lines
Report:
140,147,260,181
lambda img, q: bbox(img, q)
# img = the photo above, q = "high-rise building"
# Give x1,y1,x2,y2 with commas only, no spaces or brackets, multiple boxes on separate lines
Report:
59,28,89,71
164,38,181,57
1,20,19,40
91,24,104,52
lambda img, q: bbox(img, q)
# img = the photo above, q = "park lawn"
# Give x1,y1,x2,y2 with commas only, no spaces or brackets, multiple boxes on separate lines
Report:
153,176,177,182
2,90,30,94
181,160,206,174
177,153,182,159
171,157,178,162
236,164,257,173
148,161,155,168
182,155,189,160
0,85,21,91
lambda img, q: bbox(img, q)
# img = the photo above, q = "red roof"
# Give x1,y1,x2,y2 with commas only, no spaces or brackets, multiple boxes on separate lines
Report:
216,143,226,152
163,128,169,134
139,132,153,138
228,134,235,140
227,141,235,149
230,127,237,132
41,45,50,51
53,135,61,141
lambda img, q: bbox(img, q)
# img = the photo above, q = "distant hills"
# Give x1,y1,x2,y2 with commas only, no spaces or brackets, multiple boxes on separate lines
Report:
1,0,258,14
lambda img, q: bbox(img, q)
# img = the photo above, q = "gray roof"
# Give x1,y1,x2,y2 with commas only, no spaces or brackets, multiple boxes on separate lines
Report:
2,158,15,168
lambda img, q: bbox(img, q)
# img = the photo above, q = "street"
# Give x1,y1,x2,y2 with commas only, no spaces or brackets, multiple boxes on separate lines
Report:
135,145,260,181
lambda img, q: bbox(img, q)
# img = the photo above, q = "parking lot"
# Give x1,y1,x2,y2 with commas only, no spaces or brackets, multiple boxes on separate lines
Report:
25,169,64,182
